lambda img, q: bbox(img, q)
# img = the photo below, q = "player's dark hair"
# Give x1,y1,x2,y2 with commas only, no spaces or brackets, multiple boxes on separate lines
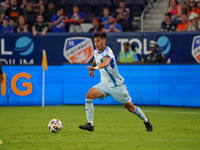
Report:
93,32,107,40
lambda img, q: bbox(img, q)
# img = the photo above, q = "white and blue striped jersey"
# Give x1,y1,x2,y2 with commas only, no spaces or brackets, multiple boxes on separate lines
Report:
94,46,124,87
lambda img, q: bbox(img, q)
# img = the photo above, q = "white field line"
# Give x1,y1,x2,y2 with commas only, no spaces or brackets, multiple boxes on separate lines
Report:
53,106,200,115
8,138,199,143
9,139,129,143
152,139,200,142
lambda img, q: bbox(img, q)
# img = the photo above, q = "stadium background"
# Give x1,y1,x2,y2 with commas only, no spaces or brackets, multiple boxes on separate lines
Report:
0,32,200,107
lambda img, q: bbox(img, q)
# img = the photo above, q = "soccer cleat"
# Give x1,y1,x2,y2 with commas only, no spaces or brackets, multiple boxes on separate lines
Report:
144,117,153,131
79,123,94,132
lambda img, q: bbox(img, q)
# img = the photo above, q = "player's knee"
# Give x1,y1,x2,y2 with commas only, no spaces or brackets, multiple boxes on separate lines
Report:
86,93,94,100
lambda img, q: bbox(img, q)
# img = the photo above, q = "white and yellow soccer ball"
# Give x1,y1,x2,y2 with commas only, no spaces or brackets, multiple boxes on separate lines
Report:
48,119,62,133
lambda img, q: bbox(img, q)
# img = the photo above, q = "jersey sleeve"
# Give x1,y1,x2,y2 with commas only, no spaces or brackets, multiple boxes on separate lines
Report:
93,50,97,59
105,48,114,60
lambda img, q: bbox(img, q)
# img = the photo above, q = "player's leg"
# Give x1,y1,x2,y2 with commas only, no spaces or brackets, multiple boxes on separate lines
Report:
110,84,153,131
123,101,148,121
79,87,104,131
85,87,103,125
123,101,153,131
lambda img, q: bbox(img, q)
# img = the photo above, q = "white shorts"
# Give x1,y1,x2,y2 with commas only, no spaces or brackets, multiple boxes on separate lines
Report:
93,82,132,104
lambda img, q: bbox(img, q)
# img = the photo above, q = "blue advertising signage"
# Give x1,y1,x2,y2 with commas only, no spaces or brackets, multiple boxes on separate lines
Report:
0,32,200,65
1,64,200,107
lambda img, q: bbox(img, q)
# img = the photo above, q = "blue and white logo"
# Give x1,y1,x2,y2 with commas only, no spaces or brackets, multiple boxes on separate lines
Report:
15,36,34,56
157,36,171,55
191,35,200,63
63,37,93,63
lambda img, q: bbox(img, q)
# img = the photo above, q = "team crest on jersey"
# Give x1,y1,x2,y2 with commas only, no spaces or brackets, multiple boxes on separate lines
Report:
63,37,94,63
191,36,200,63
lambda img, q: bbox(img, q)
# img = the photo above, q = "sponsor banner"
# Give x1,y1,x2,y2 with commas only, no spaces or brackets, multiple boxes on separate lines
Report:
191,35,200,63
1,65,200,107
0,66,62,106
0,34,40,65
63,37,94,63
0,32,200,64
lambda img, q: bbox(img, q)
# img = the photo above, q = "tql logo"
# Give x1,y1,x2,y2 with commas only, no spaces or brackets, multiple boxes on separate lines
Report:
157,36,171,55
63,37,94,63
15,36,34,56
191,36,200,63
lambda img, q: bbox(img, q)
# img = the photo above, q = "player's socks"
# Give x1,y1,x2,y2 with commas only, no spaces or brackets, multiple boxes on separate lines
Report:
133,106,148,123
85,99,94,126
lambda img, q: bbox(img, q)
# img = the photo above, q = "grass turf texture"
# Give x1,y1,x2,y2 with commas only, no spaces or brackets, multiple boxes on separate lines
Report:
0,105,200,150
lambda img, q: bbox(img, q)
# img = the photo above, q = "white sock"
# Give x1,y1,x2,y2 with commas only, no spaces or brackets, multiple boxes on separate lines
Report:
133,106,148,123
85,99,94,126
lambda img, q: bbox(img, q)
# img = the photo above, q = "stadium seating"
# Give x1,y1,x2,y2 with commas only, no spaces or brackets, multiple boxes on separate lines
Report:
133,0,148,5
62,0,79,6
131,4,144,17
17,0,23,6
64,5,73,14
83,13,95,23
94,0,112,14
79,0,95,13
12,0,150,32
113,0,135,7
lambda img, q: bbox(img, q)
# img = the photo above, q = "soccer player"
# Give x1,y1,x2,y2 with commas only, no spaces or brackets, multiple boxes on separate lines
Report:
0,60,3,83
79,32,153,132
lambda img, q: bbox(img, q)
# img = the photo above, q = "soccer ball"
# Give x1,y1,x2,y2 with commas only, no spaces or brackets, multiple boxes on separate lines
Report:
48,119,62,133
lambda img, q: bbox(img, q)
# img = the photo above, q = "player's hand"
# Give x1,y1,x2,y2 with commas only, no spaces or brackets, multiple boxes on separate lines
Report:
86,66,97,71
89,71,94,77
0,74,3,83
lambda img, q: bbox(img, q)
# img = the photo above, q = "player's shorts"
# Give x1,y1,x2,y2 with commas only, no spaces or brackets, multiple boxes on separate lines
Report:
93,82,132,104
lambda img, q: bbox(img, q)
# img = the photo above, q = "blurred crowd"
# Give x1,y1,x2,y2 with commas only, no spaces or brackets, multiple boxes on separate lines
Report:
0,0,149,35
161,0,200,31
0,0,200,35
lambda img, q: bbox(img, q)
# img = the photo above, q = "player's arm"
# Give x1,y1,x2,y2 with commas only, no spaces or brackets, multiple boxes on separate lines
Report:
87,56,111,71
91,58,96,67
86,59,96,77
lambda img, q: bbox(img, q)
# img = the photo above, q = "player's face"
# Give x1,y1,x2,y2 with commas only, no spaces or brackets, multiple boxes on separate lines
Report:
94,37,106,51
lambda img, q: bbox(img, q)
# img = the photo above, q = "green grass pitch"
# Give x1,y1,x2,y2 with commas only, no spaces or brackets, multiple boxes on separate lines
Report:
0,105,200,150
